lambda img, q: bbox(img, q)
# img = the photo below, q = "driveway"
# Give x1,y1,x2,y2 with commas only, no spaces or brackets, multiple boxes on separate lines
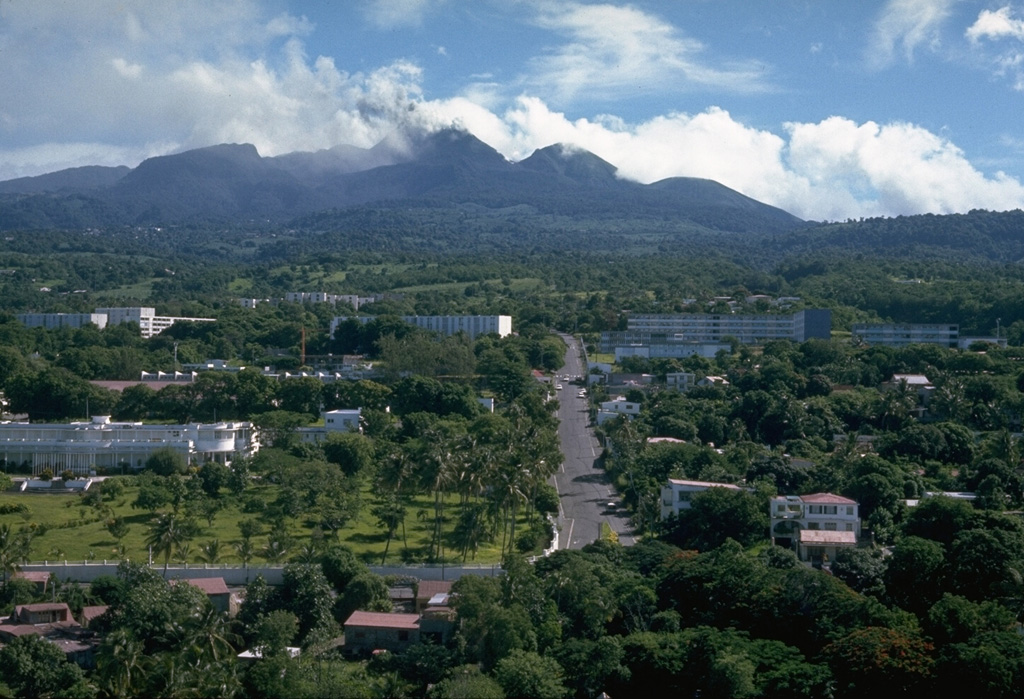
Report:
552,334,635,549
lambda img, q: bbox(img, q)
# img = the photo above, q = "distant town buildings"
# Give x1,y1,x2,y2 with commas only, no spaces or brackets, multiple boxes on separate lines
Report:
17,307,215,339
331,314,513,340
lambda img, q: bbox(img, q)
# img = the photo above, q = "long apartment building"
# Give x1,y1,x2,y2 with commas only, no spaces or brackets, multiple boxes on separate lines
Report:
95,307,216,339
602,309,831,353
0,415,258,476
17,307,215,339
15,313,108,331
331,314,512,340
850,323,958,348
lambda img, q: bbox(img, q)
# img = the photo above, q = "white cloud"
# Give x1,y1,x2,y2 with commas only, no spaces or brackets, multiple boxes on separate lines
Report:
867,0,958,68
527,1,771,103
965,7,1024,89
440,98,1024,221
966,6,1024,42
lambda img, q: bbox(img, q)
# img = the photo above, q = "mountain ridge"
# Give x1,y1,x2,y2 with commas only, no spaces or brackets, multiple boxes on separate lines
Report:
0,129,805,236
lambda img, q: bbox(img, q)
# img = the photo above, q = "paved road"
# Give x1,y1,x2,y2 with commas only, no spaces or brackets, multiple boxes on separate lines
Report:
552,334,635,549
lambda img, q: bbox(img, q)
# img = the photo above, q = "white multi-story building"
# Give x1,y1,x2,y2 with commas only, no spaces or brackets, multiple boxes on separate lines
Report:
95,307,216,339
602,309,830,354
331,315,512,340
298,409,362,443
770,493,860,544
624,309,831,344
851,323,958,348
16,313,108,331
660,478,746,519
0,415,258,476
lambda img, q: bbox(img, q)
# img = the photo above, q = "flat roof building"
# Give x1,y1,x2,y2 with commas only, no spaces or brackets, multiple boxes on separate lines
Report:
603,310,830,354
0,415,257,476
851,323,958,348
331,314,512,340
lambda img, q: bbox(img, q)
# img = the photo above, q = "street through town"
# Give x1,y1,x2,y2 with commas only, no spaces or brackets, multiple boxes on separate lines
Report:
552,334,635,549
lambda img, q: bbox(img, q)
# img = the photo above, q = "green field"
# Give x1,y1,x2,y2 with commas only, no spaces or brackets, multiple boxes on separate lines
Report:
0,480,527,566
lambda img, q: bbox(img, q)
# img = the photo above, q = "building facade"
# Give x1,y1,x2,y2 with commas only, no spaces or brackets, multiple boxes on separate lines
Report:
95,307,216,339
660,479,745,519
770,493,861,550
0,416,258,476
16,313,108,331
601,309,830,354
331,314,512,340
851,323,959,348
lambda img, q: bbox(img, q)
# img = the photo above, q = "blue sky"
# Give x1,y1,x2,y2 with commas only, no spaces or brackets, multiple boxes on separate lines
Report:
2,0,1024,220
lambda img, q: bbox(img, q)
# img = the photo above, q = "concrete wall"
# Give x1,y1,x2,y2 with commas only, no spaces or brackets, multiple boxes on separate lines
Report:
19,562,502,586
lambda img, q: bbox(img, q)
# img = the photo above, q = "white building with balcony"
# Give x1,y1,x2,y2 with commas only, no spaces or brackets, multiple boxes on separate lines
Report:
0,416,258,476
770,493,860,562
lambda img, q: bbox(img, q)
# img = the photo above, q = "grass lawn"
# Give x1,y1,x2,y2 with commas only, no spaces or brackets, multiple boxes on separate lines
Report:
0,479,537,566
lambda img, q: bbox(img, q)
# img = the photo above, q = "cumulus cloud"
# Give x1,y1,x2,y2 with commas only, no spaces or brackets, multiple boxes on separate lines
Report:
460,99,1024,221
966,6,1024,42
867,0,958,68
527,1,771,103
965,6,1024,89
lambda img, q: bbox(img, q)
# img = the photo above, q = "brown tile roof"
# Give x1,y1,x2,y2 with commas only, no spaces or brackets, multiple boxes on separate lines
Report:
170,577,229,595
12,571,51,584
15,602,71,613
416,580,453,600
80,606,108,623
344,611,421,630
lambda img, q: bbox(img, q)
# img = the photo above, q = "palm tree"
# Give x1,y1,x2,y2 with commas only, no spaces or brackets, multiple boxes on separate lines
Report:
0,523,18,586
199,539,222,564
95,629,146,698
145,513,190,575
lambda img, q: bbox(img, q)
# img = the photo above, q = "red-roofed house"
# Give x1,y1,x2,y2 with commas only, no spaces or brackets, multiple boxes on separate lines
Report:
12,570,51,595
771,492,861,559
10,602,74,625
170,577,231,614
343,611,422,655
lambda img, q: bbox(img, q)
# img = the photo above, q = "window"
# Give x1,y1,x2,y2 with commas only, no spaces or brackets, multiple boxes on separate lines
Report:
398,631,409,641
846,506,854,515
825,522,837,531
678,492,692,502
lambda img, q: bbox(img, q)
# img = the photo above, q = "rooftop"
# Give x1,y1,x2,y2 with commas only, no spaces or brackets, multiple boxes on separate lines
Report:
169,577,230,595
798,493,857,505
344,611,421,630
798,530,858,544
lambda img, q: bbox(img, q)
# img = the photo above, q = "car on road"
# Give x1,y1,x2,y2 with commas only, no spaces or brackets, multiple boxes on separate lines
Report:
555,384,563,390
